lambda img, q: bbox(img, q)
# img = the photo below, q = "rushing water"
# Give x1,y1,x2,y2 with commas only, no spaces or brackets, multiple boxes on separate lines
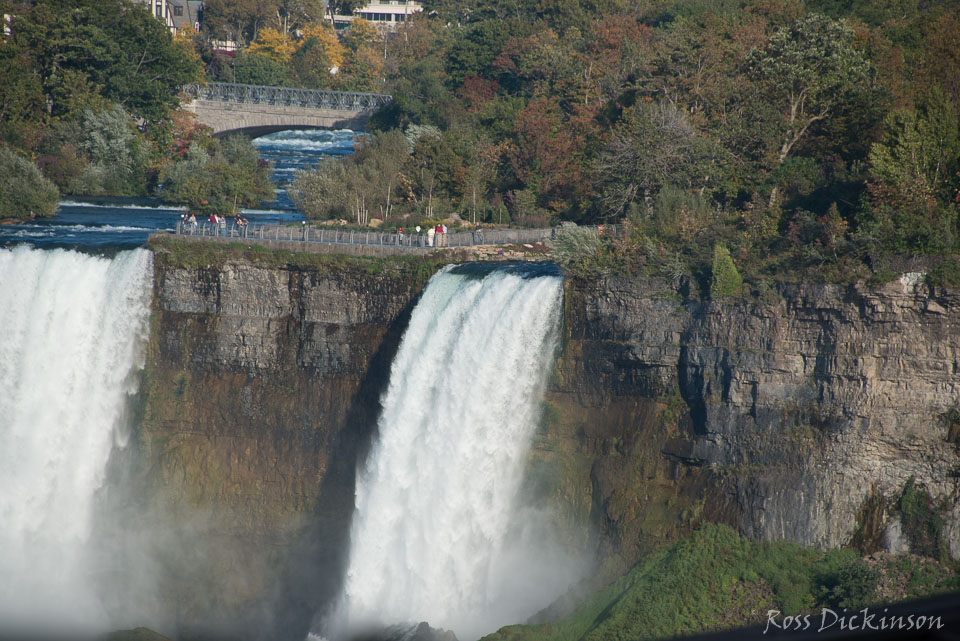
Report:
0,129,355,249
331,263,577,641
0,246,153,635
253,129,357,211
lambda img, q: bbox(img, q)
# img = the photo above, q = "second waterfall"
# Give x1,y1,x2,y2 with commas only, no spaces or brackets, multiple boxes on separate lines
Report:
334,263,573,641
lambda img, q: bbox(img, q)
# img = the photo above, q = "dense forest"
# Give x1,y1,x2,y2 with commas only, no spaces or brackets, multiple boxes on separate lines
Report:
285,0,960,285
2,0,959,285
0,0,272,218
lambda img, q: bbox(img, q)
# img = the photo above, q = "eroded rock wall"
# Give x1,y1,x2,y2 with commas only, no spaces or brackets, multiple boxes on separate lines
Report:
534,272,960,571
130,256,426,639
135,254,960,637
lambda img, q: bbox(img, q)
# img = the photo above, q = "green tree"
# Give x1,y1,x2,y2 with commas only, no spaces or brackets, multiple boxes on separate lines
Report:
0,147,59,219
9,0,201,123
201,0,277,46
710,242,742,299
159,136,273,215
0,47,45,147
749,14,871,179
233,52,290,86
859,88,960,253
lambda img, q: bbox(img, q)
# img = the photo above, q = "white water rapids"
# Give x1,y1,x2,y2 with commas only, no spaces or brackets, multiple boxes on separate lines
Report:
0,246,153,633
333,264,575,641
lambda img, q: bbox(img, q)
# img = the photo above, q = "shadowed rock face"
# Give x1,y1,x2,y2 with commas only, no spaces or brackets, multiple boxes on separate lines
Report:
128,257,426,640
134,257,960,638
540,273,960,570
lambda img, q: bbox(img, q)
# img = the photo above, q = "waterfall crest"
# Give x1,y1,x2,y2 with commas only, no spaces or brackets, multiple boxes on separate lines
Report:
0,247,153,631
336,263,572,641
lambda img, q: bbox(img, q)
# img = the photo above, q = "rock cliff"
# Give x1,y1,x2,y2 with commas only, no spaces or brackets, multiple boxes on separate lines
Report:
536,272,960,570
131,248,960,638
126,250,431,640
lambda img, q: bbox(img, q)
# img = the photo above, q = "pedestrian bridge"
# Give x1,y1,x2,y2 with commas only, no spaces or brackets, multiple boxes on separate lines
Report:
182,83,393,137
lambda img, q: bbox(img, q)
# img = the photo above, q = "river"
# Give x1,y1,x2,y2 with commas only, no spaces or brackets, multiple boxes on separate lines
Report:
0,129,356,249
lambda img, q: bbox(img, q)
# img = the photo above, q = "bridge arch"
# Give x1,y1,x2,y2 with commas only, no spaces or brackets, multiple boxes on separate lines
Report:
181,83,392,137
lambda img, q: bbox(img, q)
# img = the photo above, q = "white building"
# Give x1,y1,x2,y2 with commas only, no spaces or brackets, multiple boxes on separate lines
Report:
332,0,423,30
137,0,176,31
134,0,201,35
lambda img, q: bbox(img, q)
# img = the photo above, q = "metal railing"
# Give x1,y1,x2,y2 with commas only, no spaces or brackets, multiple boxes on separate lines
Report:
175,221,619,250
182,82,393,113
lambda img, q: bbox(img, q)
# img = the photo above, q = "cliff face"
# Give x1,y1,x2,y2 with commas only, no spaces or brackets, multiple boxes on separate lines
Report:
134,253,960,637
535,272,960,570
131,254,427,639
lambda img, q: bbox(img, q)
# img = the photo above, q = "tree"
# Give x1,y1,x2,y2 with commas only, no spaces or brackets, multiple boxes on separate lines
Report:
748,14,870,173
159,136,273,215
858,88,960,253
201,0,277,46
593,101,722,219
290,159,351,220
9,0,201,123
273,0,325,34
0,147,59,219
233,52,289,86
0,47,45,148
299,23,346,70
710,242,742,299
246,27,296,63
290,23,346,88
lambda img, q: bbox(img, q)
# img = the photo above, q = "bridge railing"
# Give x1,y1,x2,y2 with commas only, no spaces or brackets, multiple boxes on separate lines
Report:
175,221,620,249
182,82,392,113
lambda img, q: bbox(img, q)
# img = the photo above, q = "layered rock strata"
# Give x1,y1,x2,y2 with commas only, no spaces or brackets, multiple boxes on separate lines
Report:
135,254,960,637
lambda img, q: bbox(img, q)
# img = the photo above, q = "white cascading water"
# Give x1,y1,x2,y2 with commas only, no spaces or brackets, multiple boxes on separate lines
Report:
334,264,573,641
0,246,153,633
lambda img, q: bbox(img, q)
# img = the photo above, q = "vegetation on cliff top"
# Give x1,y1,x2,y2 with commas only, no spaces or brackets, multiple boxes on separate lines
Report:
483,524,959,641
148,234,451,287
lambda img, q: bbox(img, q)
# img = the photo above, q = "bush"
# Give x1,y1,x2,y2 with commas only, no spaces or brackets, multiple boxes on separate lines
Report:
813,553,879,609
896,477,947,560
927,258,960,288
710,242,742,299
0,146,59,219
551,225,611,274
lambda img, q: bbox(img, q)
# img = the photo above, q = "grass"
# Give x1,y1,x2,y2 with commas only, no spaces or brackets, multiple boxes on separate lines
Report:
482,524,959,641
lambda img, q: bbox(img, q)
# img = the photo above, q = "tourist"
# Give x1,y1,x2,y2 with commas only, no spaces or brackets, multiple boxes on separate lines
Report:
427,225,435,247
397,226,404,245
441,223,448,246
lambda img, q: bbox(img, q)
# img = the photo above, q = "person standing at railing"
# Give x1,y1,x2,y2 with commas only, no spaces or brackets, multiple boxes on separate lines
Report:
397,226,404,245
427,225,435,247
441,223,448,247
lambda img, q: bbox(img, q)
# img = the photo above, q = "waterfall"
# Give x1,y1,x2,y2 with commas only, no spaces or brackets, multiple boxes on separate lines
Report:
335,263,573,641
0,246,153,633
